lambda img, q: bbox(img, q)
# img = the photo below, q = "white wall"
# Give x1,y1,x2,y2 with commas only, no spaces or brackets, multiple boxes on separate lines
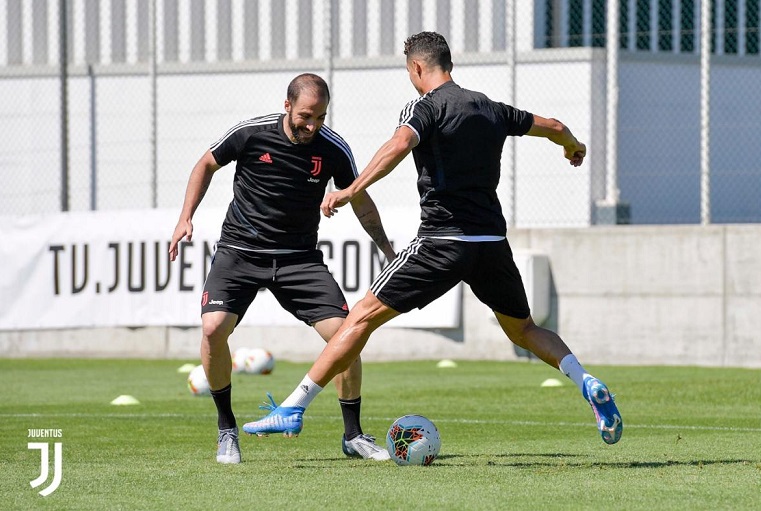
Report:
3,224,760,369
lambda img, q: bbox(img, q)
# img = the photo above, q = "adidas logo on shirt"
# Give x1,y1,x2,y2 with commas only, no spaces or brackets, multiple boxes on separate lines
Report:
259,153,273,163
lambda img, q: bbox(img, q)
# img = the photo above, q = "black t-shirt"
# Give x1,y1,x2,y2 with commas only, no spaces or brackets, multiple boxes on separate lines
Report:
399,81,534,237
211,113,357,251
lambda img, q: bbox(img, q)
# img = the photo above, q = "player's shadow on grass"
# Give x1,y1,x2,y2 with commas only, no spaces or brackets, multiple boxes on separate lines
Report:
290,452,756,469
292,453,583,465
433,453,756,469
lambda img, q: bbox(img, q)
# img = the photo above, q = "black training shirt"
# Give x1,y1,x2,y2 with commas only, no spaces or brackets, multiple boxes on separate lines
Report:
210,113,357,251
398,81,534,237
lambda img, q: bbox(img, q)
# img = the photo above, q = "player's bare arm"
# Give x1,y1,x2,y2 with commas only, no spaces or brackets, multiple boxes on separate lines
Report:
321,127,417,217
527,115,586,167
169,150,221,261
349,190,397,261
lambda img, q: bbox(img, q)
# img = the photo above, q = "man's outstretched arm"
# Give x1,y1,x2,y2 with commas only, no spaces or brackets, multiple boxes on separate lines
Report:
321,126,418,217
527,115,586,167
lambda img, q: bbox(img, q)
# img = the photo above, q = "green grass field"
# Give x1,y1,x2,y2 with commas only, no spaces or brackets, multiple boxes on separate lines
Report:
1,358,759,510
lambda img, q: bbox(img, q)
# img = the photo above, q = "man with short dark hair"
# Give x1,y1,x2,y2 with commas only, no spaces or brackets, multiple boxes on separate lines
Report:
170,73,395,464
243,34,622,447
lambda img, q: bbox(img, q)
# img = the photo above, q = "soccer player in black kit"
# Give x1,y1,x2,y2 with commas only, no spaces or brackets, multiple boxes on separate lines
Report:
244,33,623,447
170,73,396,463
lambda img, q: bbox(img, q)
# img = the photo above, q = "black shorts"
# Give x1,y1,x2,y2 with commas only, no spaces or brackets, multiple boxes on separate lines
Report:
201,246,349,326
371,237,530,319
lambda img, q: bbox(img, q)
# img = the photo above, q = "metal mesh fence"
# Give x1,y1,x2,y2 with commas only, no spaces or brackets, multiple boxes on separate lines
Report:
0,0,759,225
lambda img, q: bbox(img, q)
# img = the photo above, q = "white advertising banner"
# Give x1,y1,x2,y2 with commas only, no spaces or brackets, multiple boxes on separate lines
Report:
0,208,461,330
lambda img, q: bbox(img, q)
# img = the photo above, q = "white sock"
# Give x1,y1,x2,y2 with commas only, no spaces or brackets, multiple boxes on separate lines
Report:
559,354,591,393
280,374,323,409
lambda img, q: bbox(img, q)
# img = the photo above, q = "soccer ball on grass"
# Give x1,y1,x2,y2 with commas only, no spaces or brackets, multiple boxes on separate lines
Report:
244,348,275,375
187,364,211,396
231,348,250,373
386,414,441,466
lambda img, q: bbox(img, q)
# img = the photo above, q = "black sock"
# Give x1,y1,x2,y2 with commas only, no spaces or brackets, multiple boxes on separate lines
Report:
339,397,363,440
210,384,236,431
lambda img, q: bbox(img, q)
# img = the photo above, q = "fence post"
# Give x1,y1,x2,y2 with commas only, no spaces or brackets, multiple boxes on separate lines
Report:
89,64,97,210
595,0,630,224
59,0,69,212
149,0,158,208
324,0,334,128
700,0,711,225
605,0,619,205
506,0,516,227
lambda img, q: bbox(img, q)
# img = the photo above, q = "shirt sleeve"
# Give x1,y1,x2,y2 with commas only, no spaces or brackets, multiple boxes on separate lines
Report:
327,131,359,190
209,121,250,166
397,97,436,144
497,103,534,137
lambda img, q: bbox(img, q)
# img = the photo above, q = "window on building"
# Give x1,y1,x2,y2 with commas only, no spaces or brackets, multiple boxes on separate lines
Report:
748,0,760,54
658,0,673,51
725,0,739,53
592,0,607,47
545,0,555,48
568,0,584,47
681,0,696,52
620,0,629,49
636,0,650,50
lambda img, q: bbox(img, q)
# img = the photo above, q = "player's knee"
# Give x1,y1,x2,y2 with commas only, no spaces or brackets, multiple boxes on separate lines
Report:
201,311,237,341
201,318,231,343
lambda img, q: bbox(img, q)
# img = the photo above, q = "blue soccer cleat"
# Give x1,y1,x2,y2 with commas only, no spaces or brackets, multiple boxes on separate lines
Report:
583,377,623,445
242,393,304,438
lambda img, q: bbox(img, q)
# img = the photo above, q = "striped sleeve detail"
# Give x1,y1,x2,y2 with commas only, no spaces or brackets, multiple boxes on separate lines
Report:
397,95,429,142
319,125,358,177
397,96,425,126
210,114,280,151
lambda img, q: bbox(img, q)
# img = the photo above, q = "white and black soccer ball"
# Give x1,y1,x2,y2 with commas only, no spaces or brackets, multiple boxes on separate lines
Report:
244,348,275,375
187,364,211,396
386,414,441,466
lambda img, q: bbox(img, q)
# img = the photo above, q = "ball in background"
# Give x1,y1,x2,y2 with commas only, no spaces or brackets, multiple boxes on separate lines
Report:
244,348,275,375
187,364,211,396
231,348,250,374
386,414,441,466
